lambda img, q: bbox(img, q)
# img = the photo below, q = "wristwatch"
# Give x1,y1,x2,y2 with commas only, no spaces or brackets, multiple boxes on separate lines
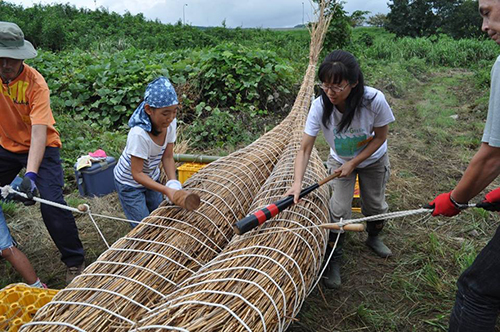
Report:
449,195,469,210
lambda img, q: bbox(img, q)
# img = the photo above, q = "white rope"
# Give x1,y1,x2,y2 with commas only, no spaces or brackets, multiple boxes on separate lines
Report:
160,277,283,332
146,215,224,251
215,245,306,300
337,208,432,226
199,175,247,211
106,248,195,274
244,148,274,172
169,290,267,332
84,206,110,248
210,159,260,191
169,300,252,332
308,231,341,296
202,168,253,197
233,222,318,270
158,204,230,243
73,273,167,299
186,187,238,223
198,253,299,315
132,326,189,332
39,300,135,324
1,185,84,213
20,321,87,332
179,266,287,319
122,237,203,267
89,260,177,287
59,287,152,311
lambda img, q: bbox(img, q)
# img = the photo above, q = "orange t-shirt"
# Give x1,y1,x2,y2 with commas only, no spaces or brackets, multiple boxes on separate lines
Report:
0,64,61,153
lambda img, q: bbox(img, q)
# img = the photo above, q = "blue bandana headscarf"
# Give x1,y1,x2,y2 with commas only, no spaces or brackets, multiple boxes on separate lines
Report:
128,77,179,131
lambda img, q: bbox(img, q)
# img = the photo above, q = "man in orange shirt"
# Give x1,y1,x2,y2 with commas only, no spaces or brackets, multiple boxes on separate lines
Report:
0,21,85,284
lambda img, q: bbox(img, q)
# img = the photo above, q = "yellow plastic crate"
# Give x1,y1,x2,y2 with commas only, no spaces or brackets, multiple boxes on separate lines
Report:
352,175,361,213
177,162,207,184
0,283,59,332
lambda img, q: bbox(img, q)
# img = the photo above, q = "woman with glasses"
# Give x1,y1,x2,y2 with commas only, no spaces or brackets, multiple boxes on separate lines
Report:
285,50,395,289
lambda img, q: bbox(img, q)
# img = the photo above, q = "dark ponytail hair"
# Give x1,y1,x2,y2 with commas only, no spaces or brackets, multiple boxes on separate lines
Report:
318,50,365,132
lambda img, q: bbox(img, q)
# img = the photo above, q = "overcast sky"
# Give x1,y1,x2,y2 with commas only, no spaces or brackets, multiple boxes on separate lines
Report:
12,0,390,28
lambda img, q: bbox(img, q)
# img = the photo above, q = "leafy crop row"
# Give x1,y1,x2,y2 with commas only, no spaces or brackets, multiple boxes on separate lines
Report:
27,43,299,151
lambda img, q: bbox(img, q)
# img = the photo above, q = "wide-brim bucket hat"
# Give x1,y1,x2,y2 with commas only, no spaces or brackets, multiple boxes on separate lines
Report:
0,21,37,60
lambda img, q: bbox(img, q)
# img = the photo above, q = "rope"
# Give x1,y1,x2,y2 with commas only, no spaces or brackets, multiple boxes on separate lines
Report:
1,185,85,214
336,207,432,227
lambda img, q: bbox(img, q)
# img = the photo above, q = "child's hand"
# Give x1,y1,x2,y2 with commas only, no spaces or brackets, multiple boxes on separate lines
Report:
166,179,182,190
164,180,182,202
284,182,302,204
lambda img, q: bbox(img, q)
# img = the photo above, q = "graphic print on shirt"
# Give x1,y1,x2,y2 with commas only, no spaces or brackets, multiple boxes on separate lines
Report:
1,80,29,105
333,127,369,158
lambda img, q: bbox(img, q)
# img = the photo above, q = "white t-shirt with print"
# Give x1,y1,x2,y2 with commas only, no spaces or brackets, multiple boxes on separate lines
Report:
114,119,177,187
304,87,394,168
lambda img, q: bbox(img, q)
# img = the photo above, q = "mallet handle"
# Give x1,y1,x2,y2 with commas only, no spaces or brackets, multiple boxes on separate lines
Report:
233,172,340,235
319,223,365,232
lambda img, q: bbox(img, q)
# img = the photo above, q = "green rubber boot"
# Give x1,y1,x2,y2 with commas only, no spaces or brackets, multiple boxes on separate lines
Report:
324,260,341,289
365,221,392,258
323,231,344,289
366,235,392,258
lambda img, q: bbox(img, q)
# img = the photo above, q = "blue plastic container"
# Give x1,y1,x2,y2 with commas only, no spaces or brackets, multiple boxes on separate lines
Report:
74,157,116,197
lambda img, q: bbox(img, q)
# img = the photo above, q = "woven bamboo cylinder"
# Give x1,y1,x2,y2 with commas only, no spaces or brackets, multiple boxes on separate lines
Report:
23,115,300,331
133,127,330,331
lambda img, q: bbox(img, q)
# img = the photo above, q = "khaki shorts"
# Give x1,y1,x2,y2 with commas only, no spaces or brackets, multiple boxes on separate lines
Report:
326,153,390,223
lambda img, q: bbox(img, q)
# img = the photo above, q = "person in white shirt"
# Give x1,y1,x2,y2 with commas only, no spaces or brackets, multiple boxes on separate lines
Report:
114,77,182,227
286,50,395,289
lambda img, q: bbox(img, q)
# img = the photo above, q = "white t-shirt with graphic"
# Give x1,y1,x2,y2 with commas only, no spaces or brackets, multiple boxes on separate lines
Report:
304,87,394,168
114,119,177,187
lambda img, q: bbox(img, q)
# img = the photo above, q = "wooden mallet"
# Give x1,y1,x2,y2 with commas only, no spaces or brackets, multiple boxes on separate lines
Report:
162,186,201,211
171,189,200,211
77,188,200,214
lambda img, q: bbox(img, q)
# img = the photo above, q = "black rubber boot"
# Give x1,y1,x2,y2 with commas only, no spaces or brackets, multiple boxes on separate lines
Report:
323,231,344,289
365,220,392,258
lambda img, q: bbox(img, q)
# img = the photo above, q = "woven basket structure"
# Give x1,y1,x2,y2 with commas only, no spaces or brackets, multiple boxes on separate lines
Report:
22,1,333,331
134,130,330,332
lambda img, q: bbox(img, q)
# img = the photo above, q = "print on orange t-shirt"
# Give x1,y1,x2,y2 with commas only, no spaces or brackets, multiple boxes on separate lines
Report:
0,64,61,153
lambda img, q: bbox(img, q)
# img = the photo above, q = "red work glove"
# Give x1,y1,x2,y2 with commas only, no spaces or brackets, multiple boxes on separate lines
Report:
476,188,500,212
429,191,461,217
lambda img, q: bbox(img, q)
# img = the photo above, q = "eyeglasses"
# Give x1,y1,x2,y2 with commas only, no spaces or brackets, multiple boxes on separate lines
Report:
318,82,350,93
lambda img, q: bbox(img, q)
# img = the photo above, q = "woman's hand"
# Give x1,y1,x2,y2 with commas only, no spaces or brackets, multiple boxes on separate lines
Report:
284,181,302,204
335,160,356,178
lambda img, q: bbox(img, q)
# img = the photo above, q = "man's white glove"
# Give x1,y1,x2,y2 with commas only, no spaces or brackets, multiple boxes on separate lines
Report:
165,179,182,203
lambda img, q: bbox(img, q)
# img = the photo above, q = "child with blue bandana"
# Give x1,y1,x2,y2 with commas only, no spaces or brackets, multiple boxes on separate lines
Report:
114,77,182,227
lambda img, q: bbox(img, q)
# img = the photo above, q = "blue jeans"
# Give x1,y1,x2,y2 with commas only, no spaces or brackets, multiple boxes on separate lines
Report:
0,146,84,267
114,179,163,228
0,205,13,252
449,225,500,331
